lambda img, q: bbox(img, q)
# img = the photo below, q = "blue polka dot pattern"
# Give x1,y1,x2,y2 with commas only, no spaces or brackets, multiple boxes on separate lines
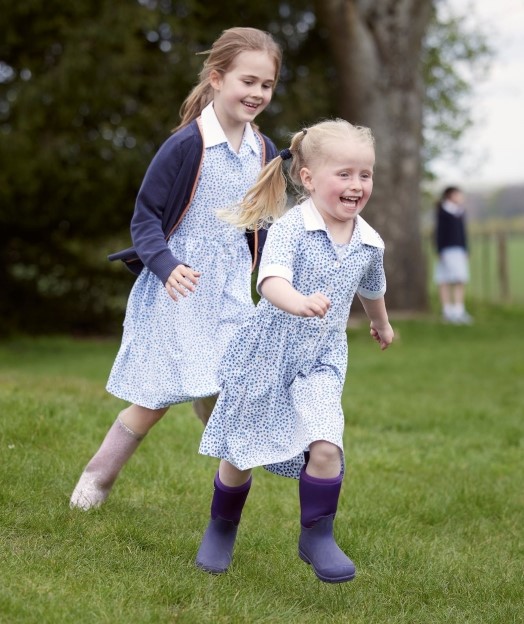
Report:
106,137,263,409
199,199,386,479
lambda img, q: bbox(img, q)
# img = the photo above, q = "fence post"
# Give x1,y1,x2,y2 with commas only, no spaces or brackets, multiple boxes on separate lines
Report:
481,233,490,301
497,232,510,302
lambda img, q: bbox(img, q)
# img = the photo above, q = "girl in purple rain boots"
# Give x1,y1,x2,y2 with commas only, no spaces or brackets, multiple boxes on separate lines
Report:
197,450,356,583
195,119,394,581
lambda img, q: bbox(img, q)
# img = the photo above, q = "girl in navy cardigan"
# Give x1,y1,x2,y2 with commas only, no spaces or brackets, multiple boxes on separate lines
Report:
70,27,281,510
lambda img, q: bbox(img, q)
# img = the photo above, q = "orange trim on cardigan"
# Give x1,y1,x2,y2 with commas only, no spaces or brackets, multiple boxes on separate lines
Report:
166,119,206,241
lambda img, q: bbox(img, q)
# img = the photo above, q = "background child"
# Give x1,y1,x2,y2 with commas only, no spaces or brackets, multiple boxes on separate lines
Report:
70,27,282,510
434,186,473,324
196,119,394,583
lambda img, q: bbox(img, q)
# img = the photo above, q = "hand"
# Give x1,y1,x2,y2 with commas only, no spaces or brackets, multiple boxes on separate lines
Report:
296,292,331,318
369,321,394,350
164,265,201,301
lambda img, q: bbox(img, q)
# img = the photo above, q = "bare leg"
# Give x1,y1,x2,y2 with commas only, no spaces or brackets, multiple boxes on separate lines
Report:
120,404,168,436
192,394,219,426
439,282,453,319
306,440,342,478
219,459,252,487
451,282,472,324
452,283,465,306
439,282,459,321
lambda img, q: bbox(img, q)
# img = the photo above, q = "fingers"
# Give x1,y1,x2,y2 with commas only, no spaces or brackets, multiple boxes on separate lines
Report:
304,293,331,318
369,326,394,350
165,265,201,301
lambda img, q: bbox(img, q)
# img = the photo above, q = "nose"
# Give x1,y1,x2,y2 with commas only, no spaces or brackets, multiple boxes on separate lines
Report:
251,83,264,99
349,176,362,191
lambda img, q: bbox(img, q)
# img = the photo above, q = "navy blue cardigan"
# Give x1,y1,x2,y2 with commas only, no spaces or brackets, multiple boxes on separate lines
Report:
435,204,467,253
109,119,277,284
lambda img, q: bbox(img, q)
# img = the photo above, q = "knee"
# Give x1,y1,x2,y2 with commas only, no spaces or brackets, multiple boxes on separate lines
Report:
308,441,341,472
120,404,168,435
219,460,252,487
192,395,218,426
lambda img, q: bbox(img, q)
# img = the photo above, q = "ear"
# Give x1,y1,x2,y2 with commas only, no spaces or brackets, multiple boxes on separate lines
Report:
300,167,314,192
209,69,223,91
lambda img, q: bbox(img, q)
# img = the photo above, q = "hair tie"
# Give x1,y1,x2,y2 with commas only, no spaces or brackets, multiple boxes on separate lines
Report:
302,129,308,136
279,148,292,161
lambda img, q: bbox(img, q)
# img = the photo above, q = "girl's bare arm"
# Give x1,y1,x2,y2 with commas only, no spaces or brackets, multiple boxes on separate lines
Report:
358,294,394,350
260,276,330,318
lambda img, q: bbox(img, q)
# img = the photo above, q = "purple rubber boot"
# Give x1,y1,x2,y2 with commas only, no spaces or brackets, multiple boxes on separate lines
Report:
298,467,356,583
195,473,251,574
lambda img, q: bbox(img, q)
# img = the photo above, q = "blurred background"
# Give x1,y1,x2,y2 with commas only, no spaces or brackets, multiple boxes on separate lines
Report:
1,0,522,335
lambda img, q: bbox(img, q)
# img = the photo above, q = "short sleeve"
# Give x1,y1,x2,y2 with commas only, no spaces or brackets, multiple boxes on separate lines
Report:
357,247,387,300
256,214,301,293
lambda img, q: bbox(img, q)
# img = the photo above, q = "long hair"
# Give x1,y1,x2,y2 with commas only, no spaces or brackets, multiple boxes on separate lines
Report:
222,119,375,231
173,27,282,132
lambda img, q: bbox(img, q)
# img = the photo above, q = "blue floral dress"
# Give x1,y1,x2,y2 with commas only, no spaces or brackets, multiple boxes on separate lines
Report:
199,199,386,478
106,128,263,409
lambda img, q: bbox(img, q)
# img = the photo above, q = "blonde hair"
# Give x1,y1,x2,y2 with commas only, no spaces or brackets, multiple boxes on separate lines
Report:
223,118,375,230
173,27,282,132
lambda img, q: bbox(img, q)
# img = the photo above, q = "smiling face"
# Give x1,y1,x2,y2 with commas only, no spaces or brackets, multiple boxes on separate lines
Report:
300,136,375,233
210,50,276,132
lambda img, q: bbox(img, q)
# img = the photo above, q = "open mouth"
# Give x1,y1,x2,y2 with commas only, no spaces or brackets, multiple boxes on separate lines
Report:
340,196,360,208
241,100,259,110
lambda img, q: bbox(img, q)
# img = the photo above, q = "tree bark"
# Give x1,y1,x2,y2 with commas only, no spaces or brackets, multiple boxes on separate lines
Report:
314,0,433,310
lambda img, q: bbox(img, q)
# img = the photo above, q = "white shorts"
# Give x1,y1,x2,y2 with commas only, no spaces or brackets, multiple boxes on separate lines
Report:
435,247,469,284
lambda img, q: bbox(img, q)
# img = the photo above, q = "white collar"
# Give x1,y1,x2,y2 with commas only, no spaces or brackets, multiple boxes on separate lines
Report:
300,198,384,249
442,200,464,216
200,102,259,153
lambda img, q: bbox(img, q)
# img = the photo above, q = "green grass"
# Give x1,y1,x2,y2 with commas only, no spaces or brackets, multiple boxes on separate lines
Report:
1,307,523,623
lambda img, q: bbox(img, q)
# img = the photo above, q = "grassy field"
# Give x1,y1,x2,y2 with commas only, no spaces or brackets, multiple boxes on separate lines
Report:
1,305,523,623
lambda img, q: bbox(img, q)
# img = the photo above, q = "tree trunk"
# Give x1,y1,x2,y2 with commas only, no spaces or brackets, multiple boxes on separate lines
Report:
314,0,433,311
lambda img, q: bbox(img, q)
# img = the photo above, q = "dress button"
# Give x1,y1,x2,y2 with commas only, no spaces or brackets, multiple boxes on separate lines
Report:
334,261,341,268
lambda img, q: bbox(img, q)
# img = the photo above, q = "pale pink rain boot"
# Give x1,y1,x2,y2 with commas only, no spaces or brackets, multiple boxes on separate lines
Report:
69,418,144,510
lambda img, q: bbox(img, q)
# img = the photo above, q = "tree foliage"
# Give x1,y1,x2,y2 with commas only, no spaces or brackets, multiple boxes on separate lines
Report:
422,1,491,173
0,0,490,333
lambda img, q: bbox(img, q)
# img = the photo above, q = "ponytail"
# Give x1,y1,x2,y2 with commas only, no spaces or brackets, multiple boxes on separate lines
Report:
175,83,214,132
219,155,289,230
221,119,373,231
220,129,310,230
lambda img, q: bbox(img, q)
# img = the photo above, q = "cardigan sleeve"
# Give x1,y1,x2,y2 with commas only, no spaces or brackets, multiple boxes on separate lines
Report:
130,133,191,284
